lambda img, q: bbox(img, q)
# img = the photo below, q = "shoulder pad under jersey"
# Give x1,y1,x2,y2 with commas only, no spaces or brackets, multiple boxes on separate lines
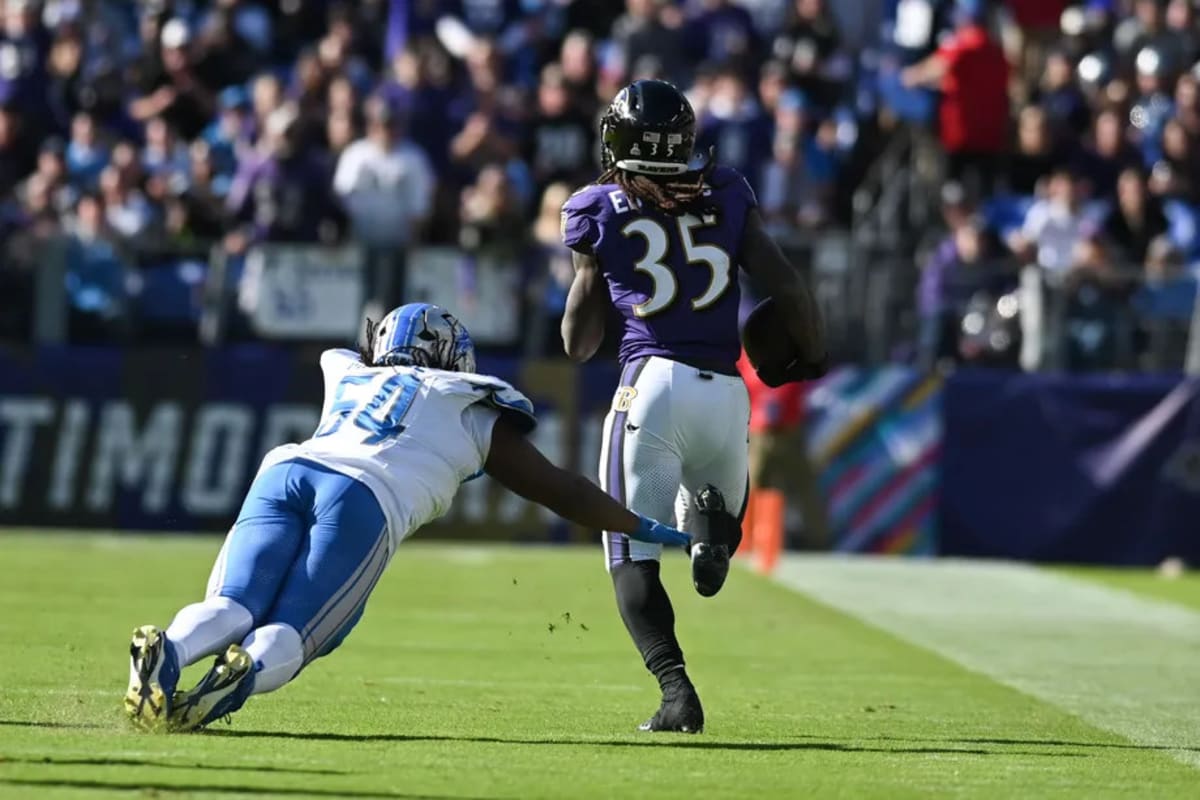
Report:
320,348,362,374
431,371,538,434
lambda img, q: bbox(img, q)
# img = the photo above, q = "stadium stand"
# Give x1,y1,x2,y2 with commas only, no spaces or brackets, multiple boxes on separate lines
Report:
0,0,1197,372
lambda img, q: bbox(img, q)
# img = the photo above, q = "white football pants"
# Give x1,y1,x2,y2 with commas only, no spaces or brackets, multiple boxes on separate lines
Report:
599,356,750,569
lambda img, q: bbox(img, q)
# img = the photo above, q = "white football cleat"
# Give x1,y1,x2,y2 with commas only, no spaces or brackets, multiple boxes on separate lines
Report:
124,625,181,732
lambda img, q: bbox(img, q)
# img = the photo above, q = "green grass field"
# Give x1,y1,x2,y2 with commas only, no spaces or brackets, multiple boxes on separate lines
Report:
2,532,1199,799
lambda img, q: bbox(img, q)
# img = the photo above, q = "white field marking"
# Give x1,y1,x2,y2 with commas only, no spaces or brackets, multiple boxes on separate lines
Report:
771,556,1200,769
417,545,497,565
377,676,644,693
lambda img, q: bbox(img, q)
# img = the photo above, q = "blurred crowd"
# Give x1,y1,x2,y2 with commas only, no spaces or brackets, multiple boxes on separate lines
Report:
0,0,876,346
902,0,1200,370
0,0,1196,371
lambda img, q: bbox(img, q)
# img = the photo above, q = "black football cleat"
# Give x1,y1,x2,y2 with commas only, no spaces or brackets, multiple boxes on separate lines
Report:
690,485,736,598
639,681,704,734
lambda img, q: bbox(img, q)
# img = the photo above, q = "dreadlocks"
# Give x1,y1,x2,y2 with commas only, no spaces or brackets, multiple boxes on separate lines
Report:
358,317,379,365
597,163,716,216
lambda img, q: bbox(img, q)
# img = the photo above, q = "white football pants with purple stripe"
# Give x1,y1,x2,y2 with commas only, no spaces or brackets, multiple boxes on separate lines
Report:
600,356,750,569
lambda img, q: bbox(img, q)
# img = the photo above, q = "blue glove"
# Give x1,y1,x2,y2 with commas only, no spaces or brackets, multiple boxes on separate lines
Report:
631,513,692,547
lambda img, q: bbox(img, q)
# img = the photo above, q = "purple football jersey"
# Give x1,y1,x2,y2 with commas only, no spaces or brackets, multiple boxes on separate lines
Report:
561,165,757,371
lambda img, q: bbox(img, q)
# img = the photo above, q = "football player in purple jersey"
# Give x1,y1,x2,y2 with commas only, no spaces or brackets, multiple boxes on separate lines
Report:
560,80,826,733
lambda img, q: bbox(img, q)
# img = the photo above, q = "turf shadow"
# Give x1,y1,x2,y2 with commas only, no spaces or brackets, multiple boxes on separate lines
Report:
0,719,110,732
0,754,347,775
838,730,1200,754
204,729,1086,757
930,735,1200,754
0,778,496,800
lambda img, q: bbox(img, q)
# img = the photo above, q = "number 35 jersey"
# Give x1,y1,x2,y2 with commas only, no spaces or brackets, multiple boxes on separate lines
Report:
561,164,757,372
260,349,537,552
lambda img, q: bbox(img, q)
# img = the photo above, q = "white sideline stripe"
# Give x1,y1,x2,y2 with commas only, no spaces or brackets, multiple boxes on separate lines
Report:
771,556,1200,769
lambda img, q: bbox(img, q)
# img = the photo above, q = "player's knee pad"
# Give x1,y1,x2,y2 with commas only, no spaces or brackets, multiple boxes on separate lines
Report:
693,485,743,553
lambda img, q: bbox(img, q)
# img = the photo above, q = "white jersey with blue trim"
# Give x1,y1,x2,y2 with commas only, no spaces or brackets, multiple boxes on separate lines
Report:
259,349,536,551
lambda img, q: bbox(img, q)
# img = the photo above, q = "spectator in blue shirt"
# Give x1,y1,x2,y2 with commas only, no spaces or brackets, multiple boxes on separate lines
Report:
64,190,129,342
610,0,688,88
696,67,773,194
1034,49,1092,139
685,0,760,77
202,85,255,178
65,111,109,189
142,116,190,183
759,90,839,230
1130,45,1176,155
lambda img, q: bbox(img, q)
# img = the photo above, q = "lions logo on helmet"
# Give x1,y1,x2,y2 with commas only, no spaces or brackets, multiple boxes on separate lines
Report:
370,303,476,374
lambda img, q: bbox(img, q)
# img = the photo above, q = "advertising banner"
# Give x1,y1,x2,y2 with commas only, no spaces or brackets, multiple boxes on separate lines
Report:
238,244,366,340
940,370,1200,565
5,346,1193,566
805,366,941,555
405,248,523,346
0,346,618,541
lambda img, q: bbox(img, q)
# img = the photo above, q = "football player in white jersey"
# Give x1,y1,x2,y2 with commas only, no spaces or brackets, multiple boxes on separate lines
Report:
124,302,691,733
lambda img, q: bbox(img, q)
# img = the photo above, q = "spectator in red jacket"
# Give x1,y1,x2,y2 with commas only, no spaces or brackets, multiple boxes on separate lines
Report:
902,3,1009,199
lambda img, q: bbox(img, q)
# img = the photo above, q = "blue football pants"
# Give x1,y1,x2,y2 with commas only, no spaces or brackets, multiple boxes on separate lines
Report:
208,458,389,665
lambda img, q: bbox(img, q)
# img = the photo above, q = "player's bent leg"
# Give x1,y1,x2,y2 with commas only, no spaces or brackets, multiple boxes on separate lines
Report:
125,461,304,732
681,377,751,598
170,623,303,732
258,463,389,682
207,461,312,623
688,485,743,598
241,623,305,695
124,624,181,731
163,596,254,669
170,644,256,732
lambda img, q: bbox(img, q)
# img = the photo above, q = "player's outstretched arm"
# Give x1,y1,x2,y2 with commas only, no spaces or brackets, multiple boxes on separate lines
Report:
483,418,689,546
738,209,827,365
561,251,608,363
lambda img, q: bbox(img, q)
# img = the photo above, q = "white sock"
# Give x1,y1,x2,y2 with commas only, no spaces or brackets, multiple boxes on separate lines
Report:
165,596,254,667
241,623,304,695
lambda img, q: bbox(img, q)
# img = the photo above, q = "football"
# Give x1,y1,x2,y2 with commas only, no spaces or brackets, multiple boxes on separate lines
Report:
741,297,797,386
